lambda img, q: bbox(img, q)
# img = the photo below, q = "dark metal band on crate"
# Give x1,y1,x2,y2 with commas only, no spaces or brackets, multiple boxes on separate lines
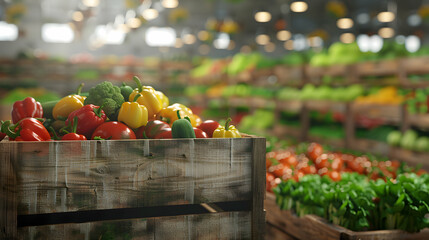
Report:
17,200,251,227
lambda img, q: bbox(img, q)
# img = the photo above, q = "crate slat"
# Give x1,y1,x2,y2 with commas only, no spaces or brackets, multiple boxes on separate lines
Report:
17,211,251,240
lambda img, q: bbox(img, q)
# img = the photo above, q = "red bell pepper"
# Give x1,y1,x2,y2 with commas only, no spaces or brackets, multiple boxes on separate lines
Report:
0,121,6,141
65,104,107,139
61,117,87,141
11,97,43,124
1,117,51,141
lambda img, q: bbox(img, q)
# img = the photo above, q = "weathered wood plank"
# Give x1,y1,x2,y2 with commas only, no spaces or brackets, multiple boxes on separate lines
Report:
0,143,17,239
0,138,260,215
17,211,252,240
251,137,266,240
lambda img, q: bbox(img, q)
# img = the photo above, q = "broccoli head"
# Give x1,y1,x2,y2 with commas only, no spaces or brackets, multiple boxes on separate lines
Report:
84,81,124,120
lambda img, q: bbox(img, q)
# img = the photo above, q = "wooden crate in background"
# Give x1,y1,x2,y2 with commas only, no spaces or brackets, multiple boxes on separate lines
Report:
0,137,266,240
265,193,429,240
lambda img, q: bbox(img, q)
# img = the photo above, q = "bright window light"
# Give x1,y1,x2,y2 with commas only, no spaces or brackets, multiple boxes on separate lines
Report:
145,27,176,47
370,35,383,53
0,21,18,41
94,25,126,45
213,33,230,49
405,35,420,53
357,34,370,52
42,23,74,43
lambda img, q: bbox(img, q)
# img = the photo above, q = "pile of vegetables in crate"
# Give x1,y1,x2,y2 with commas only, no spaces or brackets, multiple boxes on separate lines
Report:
0,77,242,141
267,142,429,232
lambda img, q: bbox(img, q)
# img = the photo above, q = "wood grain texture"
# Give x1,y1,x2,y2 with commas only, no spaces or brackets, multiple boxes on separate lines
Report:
17,211,251,240
265,193,429,240
0,138,262,215
0,143,17,239
251,137,266,240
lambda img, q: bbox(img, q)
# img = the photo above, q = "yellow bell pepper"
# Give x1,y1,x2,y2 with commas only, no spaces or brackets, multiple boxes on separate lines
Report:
129,76,162,119
156,90,169,108
213,118,241,138
118,100,148,129
157,103,198,127
53,83,86,120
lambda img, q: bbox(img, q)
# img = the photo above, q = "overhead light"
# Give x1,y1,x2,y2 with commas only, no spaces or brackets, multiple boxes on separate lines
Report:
240,45,252,53
290,1,308,13
42,23,74,43
93,24,126,45
175,38,183,48
213,33,230,49
254,11,272,23
337,18,354,29
395,35,406,44
118,24,130,33
82,0,99,8
378,27,395,38
377,12,395,23
277,30,291,41
183,33,196,44
145,27,176,47
0,21,18,41
405,35,420,53
264,42,276,52
255,34,270,45
142,8,159,21
126,18,141,28
199,44,210,55
284,40,294,50
72,11,84,22
340,33,355,43
358,34,385,53
162,0,179,9
198,30,210,41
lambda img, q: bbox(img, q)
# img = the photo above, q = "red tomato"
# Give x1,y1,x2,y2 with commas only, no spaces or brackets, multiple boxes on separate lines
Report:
154,128,172,139
197,120,221,138
307,142,323,161
292,170,305,181
279,154,298,168
315,154,330,169
91,121,136,140
328,171,341,181
194,127,208,138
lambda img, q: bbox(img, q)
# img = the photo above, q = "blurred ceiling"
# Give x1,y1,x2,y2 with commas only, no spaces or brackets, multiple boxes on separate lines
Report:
0,0,428,57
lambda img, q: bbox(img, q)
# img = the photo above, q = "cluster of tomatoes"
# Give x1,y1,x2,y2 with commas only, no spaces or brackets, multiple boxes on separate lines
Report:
266,142,417,193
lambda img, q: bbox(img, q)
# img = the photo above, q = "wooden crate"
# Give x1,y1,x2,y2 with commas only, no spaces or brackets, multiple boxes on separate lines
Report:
0,137,266,239
265,193,429,240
